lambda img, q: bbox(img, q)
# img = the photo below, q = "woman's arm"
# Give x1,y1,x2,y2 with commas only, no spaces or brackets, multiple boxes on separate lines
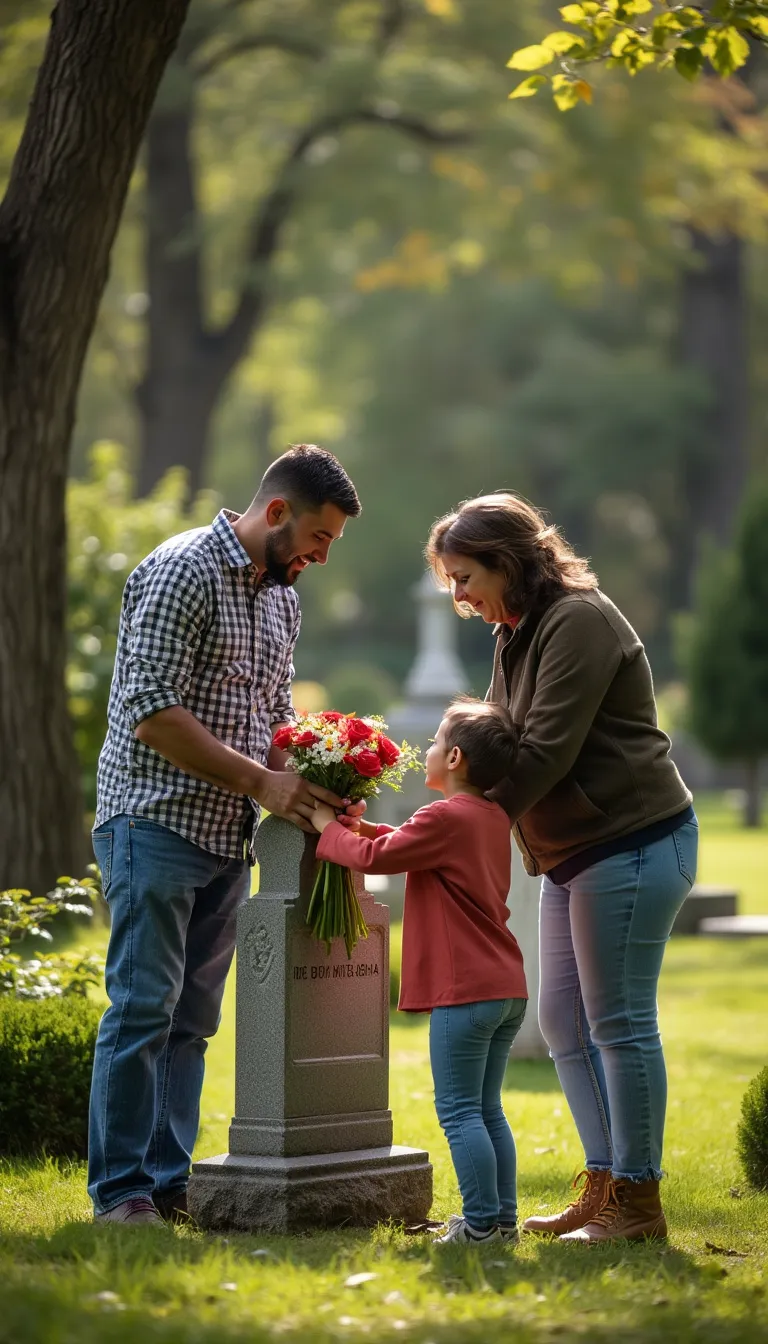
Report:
490,601,624,822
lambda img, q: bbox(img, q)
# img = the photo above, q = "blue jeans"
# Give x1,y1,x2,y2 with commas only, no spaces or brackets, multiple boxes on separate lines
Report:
88,815,249,1213
538,819,698,1183
430,998,527,1231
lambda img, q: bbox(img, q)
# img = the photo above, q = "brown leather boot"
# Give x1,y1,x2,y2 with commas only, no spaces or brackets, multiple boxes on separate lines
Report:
522,1168,612,1237
560,1176,667,1243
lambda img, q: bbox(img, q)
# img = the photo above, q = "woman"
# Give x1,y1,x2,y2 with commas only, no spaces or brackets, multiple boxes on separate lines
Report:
426,493,697,1244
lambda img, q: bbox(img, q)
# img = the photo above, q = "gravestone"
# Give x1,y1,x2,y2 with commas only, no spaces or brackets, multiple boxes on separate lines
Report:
699,914,768,937
187,816,433,1233
671,884,739,935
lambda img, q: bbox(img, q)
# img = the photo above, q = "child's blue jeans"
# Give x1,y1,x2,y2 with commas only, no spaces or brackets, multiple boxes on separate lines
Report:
429,997,527,1231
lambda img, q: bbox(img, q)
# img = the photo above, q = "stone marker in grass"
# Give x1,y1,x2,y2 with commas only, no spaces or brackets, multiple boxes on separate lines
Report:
188,815,433,1233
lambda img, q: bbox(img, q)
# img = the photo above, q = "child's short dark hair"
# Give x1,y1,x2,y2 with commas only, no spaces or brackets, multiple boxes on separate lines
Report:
443,697,519,793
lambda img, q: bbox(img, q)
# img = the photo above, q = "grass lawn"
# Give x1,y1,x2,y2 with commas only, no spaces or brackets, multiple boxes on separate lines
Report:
1,796,766,1342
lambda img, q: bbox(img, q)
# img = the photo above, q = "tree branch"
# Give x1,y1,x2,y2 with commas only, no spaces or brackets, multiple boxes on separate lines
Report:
208,107,469,377
375,0,407,57
192,31,323,79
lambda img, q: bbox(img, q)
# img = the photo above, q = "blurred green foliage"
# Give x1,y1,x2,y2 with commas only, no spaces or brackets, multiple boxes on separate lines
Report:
685,476,768,814
67,444,217,810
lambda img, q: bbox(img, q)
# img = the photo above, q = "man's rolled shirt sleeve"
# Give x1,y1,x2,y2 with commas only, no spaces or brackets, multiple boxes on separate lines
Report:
269,602,301,728
121,557,210,731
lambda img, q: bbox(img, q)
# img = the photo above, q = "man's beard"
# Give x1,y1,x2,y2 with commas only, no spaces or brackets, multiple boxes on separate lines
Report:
264,522,303,586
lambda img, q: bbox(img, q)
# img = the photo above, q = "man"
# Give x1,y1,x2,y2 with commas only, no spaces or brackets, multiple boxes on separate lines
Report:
89,444,361,1224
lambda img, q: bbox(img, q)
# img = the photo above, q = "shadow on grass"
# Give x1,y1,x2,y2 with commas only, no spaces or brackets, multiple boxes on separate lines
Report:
0,1222,744,1344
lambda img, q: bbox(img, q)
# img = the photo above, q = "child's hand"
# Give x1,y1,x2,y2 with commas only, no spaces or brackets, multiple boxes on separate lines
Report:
312,802,338,833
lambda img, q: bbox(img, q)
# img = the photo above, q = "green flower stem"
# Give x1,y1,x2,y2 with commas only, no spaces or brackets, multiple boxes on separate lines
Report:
307,860,369,959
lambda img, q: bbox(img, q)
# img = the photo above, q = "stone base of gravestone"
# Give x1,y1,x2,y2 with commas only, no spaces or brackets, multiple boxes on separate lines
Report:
699,914,768,938
187,1147,432,1235
188,817,432,1234
671,885,738,936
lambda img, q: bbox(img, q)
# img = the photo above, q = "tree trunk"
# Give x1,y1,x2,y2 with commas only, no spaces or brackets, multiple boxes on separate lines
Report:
0,0,190,893
137,84,229,495
743,758,762,829
675,228,749,606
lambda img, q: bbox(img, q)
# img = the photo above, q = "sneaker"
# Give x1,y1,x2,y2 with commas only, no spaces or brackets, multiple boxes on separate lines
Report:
433,1215,500,1245
95,1197,166,1226
498,1223,520,1246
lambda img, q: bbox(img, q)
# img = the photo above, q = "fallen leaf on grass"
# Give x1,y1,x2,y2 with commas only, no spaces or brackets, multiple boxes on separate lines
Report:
403,1219,444,1235
704,1242,748,1258
344,1272,378,1287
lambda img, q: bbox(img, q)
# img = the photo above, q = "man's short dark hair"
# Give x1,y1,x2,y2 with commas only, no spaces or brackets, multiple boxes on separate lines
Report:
256,444,361,518
443,698,519,793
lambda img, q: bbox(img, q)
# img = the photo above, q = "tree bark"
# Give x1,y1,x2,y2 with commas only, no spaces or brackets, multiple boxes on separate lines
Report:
137,88,226,495
677,228,749,602
0,0,190,893
743,758,762,829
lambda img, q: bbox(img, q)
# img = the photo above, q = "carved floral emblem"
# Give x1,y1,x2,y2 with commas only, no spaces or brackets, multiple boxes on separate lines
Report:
244,921,275,985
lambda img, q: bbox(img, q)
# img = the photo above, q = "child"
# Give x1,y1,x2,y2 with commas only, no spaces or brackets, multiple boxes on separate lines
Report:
312,697,527,1246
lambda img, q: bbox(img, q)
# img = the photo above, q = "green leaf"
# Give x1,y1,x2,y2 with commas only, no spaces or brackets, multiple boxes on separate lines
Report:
616,0,652,15
711,25,750,76
748,17,768,39
674,44,704,79
560,4,587,21
509,74,547,99
542,30,585,54
678,5,707,23
552,73,581,110
611,30,634,58
652,13,684,47
507,44,556,71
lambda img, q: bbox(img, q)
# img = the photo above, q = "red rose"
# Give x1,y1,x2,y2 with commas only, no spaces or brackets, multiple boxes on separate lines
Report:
272,726,294,750
293,730,320,747
352,748,384,778
321,711,344,722
347,717,375,744
377,735,400,767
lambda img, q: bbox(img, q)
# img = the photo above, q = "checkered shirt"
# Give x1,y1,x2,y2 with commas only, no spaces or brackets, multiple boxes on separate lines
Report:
95,509,300,861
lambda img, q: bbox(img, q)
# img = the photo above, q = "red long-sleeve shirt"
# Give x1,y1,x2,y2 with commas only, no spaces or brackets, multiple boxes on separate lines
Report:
317,793,528,1012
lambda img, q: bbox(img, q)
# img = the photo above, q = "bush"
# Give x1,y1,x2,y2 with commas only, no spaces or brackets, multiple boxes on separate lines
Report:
737,1066,768,1190
1,876,103,999
0,996,101,1158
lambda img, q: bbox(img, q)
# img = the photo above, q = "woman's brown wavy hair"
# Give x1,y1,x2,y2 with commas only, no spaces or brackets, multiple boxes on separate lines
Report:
425,492,597,619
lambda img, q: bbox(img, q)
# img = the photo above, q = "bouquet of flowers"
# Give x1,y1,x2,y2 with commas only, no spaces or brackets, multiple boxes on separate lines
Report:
273,713,421,957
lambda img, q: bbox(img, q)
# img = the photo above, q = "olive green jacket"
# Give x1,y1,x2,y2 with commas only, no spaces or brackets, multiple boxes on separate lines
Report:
488,589,691,876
